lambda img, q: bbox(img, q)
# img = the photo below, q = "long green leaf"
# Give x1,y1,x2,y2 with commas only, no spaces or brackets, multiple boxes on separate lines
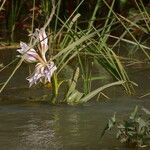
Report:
80,80,125,103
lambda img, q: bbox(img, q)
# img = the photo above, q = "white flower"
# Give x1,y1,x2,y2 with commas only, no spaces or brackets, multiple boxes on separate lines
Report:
37,28,48,54
17,42,39,63
27,62,57,87
17,28,57,87
30,28,48,61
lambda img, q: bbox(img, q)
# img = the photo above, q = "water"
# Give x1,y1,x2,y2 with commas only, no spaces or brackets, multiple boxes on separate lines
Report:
0,97,149,150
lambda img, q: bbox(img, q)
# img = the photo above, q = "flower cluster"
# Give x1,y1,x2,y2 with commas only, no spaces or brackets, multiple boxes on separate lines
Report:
17,28,57,87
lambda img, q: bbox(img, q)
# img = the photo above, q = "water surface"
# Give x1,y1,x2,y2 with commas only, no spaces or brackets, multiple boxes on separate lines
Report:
0,97,149,150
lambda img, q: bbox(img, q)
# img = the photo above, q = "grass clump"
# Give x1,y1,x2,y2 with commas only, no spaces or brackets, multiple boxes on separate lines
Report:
1,0,150,104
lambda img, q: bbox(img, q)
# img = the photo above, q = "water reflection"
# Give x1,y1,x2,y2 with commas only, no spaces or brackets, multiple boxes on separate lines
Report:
0,99,149,150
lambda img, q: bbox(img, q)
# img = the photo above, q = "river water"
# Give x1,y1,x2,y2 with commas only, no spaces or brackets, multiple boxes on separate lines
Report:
0,97,149,150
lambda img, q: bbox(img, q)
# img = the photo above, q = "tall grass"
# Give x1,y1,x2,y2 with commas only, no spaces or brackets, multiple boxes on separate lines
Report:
0,0,6,12
7,0,24,42
43,0,135,100
1,0,149,104
102,0,150,60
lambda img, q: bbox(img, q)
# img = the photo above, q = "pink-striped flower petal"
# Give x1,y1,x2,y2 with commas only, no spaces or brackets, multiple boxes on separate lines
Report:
17,42,39,63
30,28,48,57
26,61,57,87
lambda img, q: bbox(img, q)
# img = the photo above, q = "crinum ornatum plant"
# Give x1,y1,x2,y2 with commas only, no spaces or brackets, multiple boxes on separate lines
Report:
17,28,57,87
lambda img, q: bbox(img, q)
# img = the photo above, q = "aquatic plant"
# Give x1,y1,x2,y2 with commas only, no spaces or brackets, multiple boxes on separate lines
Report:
101,106,150,148
3,0,150,104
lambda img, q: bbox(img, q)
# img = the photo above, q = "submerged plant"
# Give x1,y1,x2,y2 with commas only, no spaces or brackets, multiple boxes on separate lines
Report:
101,106,150,148
17,28,57,87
